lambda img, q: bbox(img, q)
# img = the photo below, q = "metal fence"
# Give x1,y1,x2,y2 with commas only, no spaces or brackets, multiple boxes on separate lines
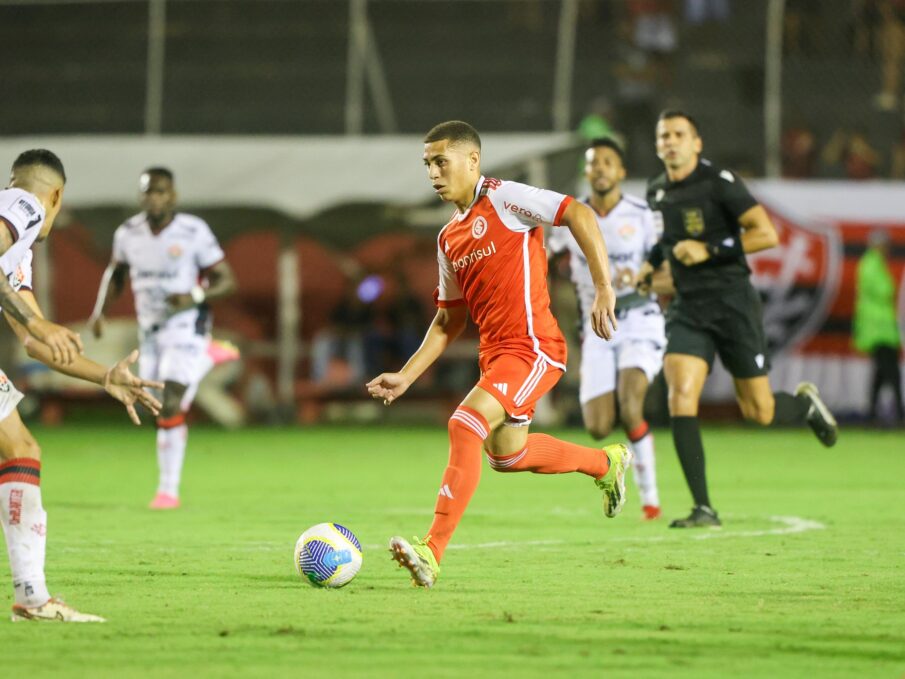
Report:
2,0,901,178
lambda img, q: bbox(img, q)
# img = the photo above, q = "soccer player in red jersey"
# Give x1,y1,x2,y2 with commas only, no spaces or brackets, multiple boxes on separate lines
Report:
367,121,632,587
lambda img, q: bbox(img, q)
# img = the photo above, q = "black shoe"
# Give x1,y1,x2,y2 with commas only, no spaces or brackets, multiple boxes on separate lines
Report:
669,505,721,528
795,382,838,447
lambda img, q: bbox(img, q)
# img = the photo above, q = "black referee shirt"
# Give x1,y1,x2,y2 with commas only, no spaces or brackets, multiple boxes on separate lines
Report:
646,158,758,297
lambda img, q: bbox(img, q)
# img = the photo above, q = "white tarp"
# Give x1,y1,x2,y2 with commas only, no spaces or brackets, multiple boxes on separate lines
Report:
0,134,575,218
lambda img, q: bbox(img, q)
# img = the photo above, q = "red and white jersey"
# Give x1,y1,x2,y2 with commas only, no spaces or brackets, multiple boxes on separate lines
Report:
0,188,42,300
113,212,225,334
436,176,572,368
547,193,659,320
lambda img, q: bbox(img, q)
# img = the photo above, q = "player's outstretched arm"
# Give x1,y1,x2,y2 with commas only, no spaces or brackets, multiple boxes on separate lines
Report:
366,305,467,405
4,291,163,423
88,261,129,339
101,350,165,424
560,201,617,339
0,274,83,365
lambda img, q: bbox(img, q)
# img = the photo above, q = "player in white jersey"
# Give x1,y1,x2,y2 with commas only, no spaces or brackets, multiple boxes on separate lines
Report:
549,138,671,520
89,168,237,510
0,150,163,622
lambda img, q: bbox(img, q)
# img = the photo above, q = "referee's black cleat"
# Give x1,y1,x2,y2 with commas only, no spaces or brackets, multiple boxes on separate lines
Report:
669,505,721,528
795,382,838,447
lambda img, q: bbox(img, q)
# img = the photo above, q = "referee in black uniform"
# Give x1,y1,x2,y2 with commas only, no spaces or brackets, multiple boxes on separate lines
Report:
638,110,838,528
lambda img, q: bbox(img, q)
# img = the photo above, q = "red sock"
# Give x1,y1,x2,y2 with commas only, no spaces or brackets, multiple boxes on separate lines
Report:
626,421,650,443
486,433,609,478
425,406,488,563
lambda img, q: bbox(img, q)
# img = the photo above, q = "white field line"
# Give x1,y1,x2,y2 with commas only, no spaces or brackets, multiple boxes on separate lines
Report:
363,515,825,551
54,516,824,554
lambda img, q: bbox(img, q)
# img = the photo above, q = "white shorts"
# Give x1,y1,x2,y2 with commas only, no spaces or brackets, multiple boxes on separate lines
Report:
0,369,24,423
139,326,213,411
579,303,666,405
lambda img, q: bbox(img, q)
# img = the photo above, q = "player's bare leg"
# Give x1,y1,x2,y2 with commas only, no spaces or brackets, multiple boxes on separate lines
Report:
150,380,189,509
664,354,719,527
734,375,837,446
581,391,617,441
618,368,660,519
0,409,104,622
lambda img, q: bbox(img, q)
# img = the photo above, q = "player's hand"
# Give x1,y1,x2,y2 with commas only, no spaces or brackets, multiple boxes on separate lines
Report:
166,293,195,313
635,262,655,295
88,313,105,339
26,317,84,365
366,372,411,406
673,240,710,266
590,283,617,340
103,350,165,425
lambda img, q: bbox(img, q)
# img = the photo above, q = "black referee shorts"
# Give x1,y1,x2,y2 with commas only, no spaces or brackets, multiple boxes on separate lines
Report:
664,284,770,379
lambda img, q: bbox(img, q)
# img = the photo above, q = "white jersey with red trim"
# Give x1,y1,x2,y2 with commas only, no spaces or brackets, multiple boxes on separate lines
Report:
547,193,659,320
435,176,572,368
0,188,43,300
113,212,224,334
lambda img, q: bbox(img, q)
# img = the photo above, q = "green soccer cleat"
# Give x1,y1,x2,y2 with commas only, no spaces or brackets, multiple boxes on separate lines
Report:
594,443,632,518
796,382,838,447
388,536,440,588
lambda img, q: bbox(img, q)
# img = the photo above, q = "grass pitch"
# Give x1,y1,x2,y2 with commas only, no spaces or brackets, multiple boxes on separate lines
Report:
2,424,903,678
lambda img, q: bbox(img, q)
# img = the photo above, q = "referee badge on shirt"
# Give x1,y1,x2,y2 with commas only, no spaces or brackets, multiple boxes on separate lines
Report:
471,216,488,239
682,208,705,236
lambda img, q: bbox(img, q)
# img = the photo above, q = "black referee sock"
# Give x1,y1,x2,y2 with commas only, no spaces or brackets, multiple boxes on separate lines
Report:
671,416,712,509
771,392,810,426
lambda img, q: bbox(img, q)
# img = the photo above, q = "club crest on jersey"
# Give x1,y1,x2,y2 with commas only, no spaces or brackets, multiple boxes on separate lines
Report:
655,189,665,203
682,208,705,236
618,223,636,240
168,245,183,259
471,216,488,239
0,374,10,393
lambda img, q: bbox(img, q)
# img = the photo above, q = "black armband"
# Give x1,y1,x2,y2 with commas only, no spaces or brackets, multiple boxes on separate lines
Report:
706,237,744,262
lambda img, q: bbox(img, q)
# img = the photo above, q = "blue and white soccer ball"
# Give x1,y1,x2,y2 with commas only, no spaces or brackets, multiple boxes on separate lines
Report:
294,523,363,588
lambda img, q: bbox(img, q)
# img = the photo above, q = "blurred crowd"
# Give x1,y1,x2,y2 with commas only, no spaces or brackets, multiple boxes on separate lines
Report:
780,124,905,179
573,0,905,178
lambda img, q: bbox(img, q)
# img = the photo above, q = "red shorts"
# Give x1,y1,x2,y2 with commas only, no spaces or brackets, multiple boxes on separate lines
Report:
477,353,564,425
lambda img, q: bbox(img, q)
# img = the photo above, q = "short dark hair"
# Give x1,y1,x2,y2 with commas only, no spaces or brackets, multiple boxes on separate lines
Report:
658,109,700,136
12,149,66,183
423,120,481,149
587,137,625,165
142,166,174,183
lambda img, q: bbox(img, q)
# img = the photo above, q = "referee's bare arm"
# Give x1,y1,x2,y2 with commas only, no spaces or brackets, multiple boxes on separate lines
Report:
739,205,779,254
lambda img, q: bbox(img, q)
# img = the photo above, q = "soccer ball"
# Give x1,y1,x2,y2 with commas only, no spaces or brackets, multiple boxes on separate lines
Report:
294,523,363,588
